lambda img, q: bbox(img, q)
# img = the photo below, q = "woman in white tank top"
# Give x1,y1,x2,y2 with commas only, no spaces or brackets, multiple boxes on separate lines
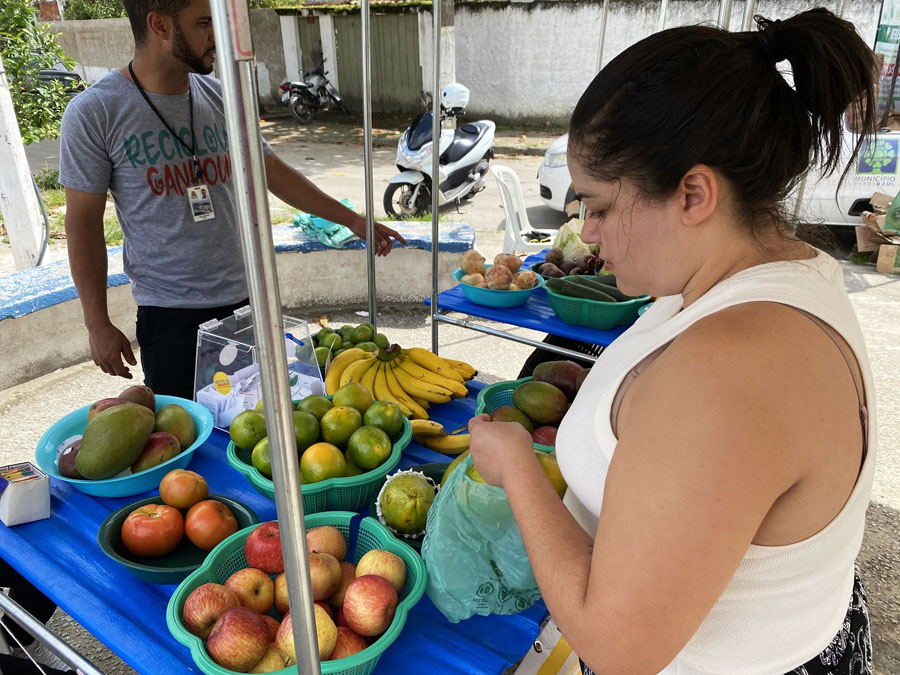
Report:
467,8,877,674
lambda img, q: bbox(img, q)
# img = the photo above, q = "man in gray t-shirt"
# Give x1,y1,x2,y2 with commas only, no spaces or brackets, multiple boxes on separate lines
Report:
59,0,404,398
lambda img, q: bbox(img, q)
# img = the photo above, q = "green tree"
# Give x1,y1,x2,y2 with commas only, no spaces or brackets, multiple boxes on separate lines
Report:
64,0,125,21
0,1,75,144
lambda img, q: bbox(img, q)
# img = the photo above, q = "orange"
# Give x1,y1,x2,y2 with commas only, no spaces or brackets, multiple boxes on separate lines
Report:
320,406,363,448
343,450,365,477
300,442,346,484
363,401,404,440
332,382,374,416
346,426,392,470
296,394,333,420
292,410,320,452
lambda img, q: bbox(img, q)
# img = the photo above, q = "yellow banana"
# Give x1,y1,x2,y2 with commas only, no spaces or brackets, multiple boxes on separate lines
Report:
325,348,370,395
405,347,466,383
360,359,379,397
372,362,411,416
442,357,477,380
341,356,376,388
410,419,446,438
397,357,468,398
419,432,470,455
392,365,453,404
384,362,430,419
411,396,430,410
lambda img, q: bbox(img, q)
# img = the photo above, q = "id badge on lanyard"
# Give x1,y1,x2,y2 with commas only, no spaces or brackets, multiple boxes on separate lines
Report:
188,183,215,222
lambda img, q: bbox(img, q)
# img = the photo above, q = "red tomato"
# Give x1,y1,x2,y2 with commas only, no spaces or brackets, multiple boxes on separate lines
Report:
159,469,209,510
185,500,239,551
120,504,184,558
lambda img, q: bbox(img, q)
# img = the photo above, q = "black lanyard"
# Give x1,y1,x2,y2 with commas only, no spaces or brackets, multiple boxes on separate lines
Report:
128,61,203,184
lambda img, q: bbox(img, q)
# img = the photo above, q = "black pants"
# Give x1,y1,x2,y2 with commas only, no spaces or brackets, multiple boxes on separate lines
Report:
0,561,55,649
581,567,872,675
136,299,248,400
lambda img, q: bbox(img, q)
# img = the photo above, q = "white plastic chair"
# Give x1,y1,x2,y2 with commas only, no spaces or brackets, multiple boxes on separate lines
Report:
492,165,558,253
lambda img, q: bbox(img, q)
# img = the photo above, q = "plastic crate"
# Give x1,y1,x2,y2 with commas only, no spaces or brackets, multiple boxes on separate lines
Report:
474,377,555,453
226,417,411,514
166,511,427,675
544,278,650,330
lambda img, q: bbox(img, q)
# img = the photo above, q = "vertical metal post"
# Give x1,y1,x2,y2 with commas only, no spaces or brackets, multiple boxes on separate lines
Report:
717,0,734,29
741,0,757,31
658,0,669,31
361,0,377,328
595,0,610,72
208,2,320,673
430,0,442,354
836,0,846,17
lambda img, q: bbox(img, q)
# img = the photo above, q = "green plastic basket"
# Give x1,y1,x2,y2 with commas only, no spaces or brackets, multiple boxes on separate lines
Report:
226,417,411,514
544,277,650,330
166,512,427,675
474,377,555,453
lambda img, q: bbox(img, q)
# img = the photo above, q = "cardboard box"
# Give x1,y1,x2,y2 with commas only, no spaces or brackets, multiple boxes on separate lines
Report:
876,244,900,274
856,226,884,253
194,306,325,428
0,462,50,526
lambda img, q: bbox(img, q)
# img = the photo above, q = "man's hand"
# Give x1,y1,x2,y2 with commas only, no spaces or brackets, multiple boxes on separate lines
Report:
346,215,407,257
88,321,137,379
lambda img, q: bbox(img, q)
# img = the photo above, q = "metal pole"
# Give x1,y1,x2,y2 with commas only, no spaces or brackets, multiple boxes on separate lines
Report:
741,0,756,31
658,0,669,31
430,0,442,354
595,0,610,72
717,0,734,29
837,0,846,17
361,0,377,329
208,1,320,673
0,593,104,675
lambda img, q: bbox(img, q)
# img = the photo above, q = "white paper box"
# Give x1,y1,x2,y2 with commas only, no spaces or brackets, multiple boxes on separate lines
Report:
0,462,50,526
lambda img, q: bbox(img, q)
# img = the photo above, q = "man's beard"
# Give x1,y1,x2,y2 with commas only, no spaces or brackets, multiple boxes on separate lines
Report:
172,22,214,75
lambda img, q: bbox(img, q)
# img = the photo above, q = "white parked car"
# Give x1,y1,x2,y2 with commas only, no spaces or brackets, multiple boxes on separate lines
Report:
537,133,577,214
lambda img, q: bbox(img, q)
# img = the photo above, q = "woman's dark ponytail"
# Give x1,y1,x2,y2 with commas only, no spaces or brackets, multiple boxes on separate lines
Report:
569,7,877,232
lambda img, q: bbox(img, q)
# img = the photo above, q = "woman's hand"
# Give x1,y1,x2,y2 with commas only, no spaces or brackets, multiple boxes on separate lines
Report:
467,414,536,488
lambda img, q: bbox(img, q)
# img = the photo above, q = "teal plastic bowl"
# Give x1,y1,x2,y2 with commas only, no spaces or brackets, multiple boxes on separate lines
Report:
474,377,556,453
452,265,542,308
97,494,259,584
34,395,214,498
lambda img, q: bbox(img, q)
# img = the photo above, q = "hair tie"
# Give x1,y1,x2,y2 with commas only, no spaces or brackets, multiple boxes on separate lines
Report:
754,18,787,64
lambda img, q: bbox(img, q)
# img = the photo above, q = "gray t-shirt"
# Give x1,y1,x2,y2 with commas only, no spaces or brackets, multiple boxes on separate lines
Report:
60,69,271,309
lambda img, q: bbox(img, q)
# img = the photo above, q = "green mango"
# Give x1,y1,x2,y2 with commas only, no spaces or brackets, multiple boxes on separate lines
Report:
75,403,155,479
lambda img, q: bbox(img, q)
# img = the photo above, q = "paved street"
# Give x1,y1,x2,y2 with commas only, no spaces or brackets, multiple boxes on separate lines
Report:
2,114,900,673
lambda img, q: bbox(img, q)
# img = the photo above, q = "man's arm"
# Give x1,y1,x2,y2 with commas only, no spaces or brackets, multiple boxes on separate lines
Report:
65,187,137,379
264,152,406,256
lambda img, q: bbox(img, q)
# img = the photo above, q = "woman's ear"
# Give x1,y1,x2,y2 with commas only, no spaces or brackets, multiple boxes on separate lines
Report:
678,164,718,227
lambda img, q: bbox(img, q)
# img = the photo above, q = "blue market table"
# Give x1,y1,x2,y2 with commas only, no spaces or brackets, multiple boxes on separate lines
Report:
0,384,547,675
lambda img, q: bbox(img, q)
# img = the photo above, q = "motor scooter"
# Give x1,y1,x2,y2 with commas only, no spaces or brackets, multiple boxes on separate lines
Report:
384,83,495,218
278,58,349,124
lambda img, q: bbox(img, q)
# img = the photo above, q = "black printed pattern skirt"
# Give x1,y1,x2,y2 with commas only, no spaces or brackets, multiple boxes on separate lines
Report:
580,566,872,675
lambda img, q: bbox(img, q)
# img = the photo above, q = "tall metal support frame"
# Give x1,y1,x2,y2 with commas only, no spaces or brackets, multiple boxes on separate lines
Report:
742,0,757,31
362,0,377,328
430,0,443,354
718,0,735,29
207,1,320,673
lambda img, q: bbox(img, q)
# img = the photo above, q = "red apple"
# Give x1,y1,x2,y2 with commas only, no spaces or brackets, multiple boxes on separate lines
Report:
531,426,558,447
342,575,398,637
306,525,347,561
355,549,406,593
248,642,290,673
310,552,342,601
87,397,128,422
276,605,337,662
262,615,280,643
207,607,270,672
245,521,284,573
273,573,289,615
118,384,156,411
315,601,334,620
224,567,275,615
329,626,369,661
335,607,349,628
182,583,241,639
329,561,357,610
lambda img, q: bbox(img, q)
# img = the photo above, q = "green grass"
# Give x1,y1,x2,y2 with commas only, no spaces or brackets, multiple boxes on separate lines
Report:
104,216,123,246
40,188,66,209
849,251,876,265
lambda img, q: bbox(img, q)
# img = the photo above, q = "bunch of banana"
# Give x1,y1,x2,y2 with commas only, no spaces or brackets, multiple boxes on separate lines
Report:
409,419,470,455
323,344,477,421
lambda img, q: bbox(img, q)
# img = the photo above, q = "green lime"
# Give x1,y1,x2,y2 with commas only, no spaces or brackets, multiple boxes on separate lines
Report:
320,406,363,447
351,324,374,343
300,442,346,483
318,333,342,351
333,382,374,416
292,410,320,452
229,410,267,451
297,394,333,420
251,437,272,478
344,450,365,477
363,401,404,439
339,325,355,341
333,348,346,357
314,347,330,367
360,321,375,334
372,333,390,350
380,473,435,534
347,425,392,470
356,341,378,353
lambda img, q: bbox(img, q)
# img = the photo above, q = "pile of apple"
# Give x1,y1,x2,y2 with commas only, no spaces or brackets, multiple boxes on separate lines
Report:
181,520,406,673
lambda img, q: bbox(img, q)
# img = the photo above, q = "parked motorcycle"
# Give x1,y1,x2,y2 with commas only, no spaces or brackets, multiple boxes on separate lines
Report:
384,83,495,218
279,58,349,124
